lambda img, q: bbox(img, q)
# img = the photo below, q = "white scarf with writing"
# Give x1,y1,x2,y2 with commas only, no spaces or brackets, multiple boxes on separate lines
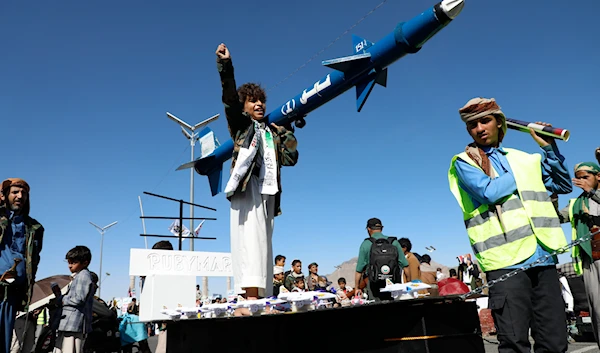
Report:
224,121,279,195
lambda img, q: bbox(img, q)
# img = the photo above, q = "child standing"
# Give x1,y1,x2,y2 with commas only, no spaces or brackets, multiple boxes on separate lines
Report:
283,260,304,291
216,43,299,299
291,278,305,292
54,246,94,353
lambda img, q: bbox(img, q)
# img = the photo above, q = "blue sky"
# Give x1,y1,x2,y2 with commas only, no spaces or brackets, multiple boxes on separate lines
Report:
2,0,598,300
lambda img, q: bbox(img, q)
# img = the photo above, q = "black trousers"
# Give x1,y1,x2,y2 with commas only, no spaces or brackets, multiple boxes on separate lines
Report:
487,265,567,353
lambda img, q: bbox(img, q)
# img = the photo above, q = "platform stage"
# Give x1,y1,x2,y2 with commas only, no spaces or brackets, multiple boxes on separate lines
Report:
167,295,485,353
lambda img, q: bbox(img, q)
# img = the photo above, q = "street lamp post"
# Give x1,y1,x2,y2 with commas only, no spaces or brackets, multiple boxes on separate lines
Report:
167,112,219,299
166,112,219,252
89,221,118,299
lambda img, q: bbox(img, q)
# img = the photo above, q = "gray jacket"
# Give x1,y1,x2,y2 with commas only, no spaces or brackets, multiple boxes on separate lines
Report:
58,269,94,333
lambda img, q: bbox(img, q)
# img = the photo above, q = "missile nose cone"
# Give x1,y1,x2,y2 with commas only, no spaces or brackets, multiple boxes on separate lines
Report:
440,0,464,19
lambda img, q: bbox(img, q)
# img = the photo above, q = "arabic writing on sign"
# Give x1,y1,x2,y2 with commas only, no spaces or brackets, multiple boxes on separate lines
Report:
300,74,332,105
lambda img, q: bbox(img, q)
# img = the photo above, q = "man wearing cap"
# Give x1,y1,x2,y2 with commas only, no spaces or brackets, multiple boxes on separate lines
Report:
272,266,285,296
354,218,408,302
305,262,327,291
554,162,600,348
448,98,572,353
0,178,44,352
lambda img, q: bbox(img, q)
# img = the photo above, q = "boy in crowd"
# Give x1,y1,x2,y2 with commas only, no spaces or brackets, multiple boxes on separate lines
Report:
275,255,286,268
272,266,285,297
334,278,354,307
284,260,304,291
54,246,94,353
291,278,305,292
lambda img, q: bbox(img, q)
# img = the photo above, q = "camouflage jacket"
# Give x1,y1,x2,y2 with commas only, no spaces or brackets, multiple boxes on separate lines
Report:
0,206,44,311
217,58,299,216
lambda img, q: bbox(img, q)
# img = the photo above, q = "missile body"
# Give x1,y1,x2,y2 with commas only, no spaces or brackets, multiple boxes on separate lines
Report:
181,0,465,196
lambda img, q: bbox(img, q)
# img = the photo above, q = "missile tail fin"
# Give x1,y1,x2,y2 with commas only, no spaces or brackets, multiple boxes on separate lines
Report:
352,34,374,54
176,160,197,171
356,78,377,112
198,127,221,159
322,34,375,72
322,53,371,73
356,69,388,112
375,68,387,87
207,165,223,197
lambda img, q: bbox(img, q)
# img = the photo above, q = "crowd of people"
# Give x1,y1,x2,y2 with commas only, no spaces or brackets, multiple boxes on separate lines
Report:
215,39,600,353
269,235,451,306
1,41,599,353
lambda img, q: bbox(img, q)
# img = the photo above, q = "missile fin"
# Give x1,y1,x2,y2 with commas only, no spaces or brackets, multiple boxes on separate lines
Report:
375,68,388,87
176,160,197,171
322,53,371,73
356,78,377,112
207,165,223,197
198,127,221,159
352,34,375,54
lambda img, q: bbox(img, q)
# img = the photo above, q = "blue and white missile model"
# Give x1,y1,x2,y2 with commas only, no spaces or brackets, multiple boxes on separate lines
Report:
177,0,465,196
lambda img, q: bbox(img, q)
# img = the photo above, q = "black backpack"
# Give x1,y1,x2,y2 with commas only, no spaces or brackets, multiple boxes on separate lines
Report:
367,237,401,285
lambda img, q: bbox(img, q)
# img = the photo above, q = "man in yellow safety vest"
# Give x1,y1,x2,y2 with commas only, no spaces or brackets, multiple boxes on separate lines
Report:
448,97,573,353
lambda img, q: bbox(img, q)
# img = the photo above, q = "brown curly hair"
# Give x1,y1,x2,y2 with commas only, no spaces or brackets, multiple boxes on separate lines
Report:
237,83,267,105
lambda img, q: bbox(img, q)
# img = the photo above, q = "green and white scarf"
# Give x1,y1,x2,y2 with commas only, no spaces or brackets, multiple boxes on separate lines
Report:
224,121,279,195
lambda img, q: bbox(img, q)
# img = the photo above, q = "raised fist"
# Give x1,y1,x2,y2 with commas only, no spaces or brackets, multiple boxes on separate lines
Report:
216,43,230,61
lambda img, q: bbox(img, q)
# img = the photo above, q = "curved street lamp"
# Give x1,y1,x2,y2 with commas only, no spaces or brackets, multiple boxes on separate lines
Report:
89,221,118,298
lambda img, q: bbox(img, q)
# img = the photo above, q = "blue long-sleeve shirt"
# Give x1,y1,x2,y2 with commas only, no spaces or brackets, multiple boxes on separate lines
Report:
454,142,573,270
0,210,27,286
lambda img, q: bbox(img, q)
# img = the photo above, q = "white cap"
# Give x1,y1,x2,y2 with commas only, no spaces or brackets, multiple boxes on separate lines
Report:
274,266,284,275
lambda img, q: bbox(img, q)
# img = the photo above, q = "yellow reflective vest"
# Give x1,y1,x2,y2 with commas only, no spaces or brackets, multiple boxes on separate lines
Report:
568,199,584,275
37,307,48,325
448,148,567,272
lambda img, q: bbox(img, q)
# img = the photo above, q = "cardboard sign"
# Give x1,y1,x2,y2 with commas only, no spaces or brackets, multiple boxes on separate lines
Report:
128,248,233,322
129,248,233,277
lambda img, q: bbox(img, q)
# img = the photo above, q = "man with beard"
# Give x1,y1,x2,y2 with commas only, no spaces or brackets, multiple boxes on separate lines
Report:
0,178,44,352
